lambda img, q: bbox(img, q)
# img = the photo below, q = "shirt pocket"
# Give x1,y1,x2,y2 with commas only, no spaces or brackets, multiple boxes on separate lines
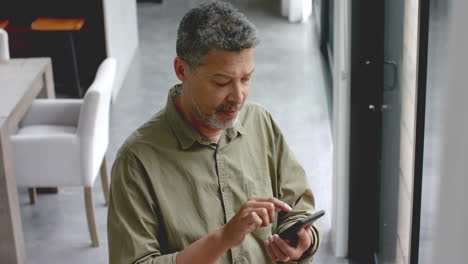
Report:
245,168,276,238
245,168,274,198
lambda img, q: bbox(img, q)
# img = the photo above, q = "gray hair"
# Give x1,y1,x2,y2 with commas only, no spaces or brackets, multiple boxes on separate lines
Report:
176,1,259,69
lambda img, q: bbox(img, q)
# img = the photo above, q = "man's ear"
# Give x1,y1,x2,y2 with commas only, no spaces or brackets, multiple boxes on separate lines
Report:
174,56,189,81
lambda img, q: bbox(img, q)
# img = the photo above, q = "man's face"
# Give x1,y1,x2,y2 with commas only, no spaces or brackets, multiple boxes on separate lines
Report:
179,48,255,129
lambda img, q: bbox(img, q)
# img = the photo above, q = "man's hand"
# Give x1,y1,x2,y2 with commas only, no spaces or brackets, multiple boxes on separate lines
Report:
265,224,313,262
220,197,292,247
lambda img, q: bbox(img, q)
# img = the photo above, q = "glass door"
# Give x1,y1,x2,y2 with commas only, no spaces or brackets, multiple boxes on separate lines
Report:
378,0,421,263
377,0,404,262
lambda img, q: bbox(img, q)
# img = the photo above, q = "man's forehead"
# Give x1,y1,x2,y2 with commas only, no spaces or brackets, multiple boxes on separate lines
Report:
212,69,255,78
195,49,255,75
203,48,254,61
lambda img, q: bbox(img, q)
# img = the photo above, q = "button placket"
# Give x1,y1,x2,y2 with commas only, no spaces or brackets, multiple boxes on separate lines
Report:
216,138,239,261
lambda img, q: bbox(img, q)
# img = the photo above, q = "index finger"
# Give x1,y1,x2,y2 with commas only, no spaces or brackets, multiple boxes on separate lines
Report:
248,197,292,212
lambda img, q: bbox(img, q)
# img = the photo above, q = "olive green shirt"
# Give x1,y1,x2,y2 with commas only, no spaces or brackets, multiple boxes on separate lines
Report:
108,85,320,264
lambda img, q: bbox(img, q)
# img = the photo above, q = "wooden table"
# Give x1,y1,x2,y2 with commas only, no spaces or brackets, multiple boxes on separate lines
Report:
0,58,55,264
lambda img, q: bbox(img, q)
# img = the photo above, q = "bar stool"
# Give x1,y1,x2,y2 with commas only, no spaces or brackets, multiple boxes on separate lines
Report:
0,28,10,62
0,19,10,29
31,17,85,97
0,20,10,62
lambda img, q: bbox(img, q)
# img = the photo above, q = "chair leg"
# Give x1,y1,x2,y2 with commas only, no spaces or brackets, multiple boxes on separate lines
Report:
67,32,83,97
84,187,99,247
100,155,110,206
28,188,37,204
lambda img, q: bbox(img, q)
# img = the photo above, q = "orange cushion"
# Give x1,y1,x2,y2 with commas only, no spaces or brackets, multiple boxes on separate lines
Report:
31,17,85,31
0,19,10,29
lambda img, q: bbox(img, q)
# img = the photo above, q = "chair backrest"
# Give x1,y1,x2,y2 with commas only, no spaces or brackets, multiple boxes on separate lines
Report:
0,28,10,61
77,58,116,185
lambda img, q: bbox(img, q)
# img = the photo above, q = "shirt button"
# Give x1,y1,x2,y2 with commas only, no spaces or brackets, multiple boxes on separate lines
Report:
237,257,247,263
221,185,229,192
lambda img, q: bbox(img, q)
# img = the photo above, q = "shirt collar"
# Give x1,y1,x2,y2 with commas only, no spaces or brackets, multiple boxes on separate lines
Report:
165,84,246,150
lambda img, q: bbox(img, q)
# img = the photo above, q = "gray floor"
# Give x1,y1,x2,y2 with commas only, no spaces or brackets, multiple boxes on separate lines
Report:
19,0,347,263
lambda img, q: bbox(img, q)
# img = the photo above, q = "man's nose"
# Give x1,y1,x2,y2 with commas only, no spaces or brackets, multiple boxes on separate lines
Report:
227,82,245,105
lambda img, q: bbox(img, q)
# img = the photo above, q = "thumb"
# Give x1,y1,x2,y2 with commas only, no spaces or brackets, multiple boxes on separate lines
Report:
296,226,309,239
297,224,313,241
295,227,310,248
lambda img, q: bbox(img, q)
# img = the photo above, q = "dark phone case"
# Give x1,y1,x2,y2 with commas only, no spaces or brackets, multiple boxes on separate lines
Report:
277,210,325,246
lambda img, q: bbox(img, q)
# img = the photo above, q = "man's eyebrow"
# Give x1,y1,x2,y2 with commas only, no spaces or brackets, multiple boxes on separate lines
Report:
213,73,232,79
212,69,255,79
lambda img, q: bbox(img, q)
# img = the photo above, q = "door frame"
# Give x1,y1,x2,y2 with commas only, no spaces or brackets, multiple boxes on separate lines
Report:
346,0,430,262
410,0,430,263
347,0,384,262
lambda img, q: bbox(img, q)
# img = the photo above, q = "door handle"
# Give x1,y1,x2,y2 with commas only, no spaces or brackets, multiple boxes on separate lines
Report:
369,104,391,111
384,60,398,91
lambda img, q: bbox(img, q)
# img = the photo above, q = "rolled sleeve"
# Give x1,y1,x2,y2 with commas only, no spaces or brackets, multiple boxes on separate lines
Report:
108,149,177,264
269,114,321,261
134,252,178,264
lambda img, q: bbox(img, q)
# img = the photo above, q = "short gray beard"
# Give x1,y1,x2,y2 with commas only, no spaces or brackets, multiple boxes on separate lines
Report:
191,98,242,129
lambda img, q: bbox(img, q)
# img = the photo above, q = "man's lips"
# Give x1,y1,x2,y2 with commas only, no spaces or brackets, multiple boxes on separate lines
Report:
218,109,239,117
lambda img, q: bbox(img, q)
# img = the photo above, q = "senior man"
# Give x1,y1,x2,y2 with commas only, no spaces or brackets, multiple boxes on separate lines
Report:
108,2,320,264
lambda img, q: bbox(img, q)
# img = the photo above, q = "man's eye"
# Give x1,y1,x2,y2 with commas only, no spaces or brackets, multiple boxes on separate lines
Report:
215,82,229,87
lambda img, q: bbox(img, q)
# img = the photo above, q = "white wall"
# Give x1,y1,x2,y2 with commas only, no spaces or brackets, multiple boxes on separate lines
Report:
395,0,420,262
429,0,468,262
331,0,351,258
102,0,139,101
281,0,312,23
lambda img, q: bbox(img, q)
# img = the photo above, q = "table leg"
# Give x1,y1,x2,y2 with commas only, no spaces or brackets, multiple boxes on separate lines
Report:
37,62,59,194
0,121,25,264
37,62,55,99
44,62,56,99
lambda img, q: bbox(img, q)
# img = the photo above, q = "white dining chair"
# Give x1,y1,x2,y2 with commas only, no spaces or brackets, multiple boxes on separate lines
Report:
0,28,10,61
11,58,117,247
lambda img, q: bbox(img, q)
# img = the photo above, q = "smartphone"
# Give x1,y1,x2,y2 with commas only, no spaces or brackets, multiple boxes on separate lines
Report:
277,210,325,246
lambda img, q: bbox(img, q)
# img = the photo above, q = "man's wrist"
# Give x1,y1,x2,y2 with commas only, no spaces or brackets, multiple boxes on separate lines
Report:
176,228,234,264
214,227,235,252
